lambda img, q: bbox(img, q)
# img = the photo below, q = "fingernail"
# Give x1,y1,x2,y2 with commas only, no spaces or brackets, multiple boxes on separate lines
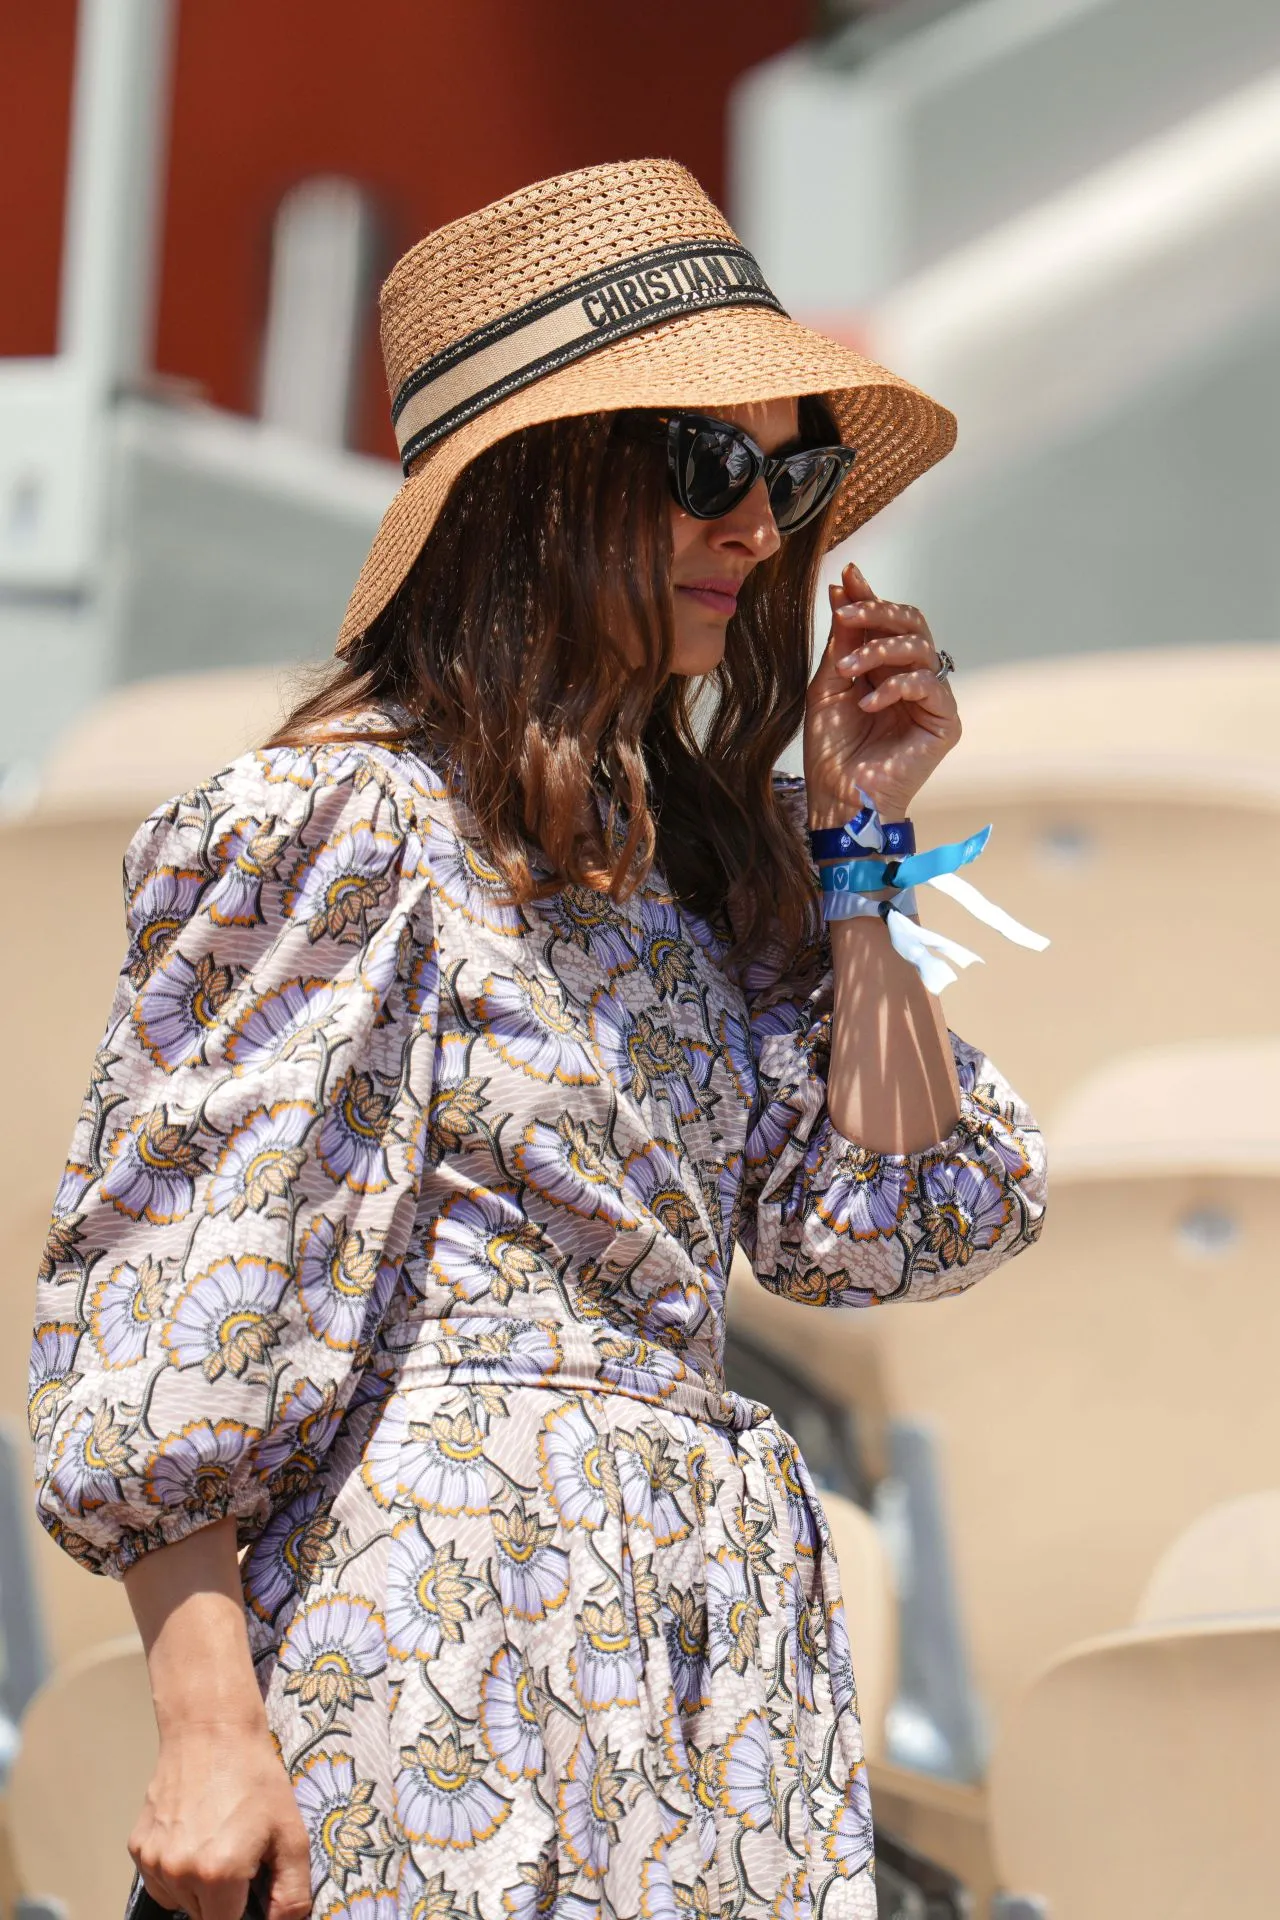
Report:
835,604,859,621
859,692,877,708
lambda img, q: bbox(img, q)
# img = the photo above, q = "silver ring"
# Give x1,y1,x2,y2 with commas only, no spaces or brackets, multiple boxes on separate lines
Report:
934,649,955,682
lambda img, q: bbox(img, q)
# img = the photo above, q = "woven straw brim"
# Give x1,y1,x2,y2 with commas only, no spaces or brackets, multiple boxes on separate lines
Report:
336,301,955,655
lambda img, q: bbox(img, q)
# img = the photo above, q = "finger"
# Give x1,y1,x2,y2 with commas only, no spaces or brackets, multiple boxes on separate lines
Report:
200,1871,256,1920
265,1823,313,1920
840,559,880,604
834,632,939,677
833,597,928,636
858,668,957,716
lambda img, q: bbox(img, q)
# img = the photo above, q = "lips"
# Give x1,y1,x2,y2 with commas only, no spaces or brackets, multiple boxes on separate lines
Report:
675,578,741,617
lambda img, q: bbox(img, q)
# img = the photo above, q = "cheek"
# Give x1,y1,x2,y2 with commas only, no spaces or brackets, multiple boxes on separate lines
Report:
668,501,708,567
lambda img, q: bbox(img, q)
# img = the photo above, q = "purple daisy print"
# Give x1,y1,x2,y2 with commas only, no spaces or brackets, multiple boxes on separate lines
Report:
312,1067,393,1193
293,1749,379,1886
124,864,208,984
549,885,638,975
385,1513,474,1662
824,1597,857,1715
424,818,527,937
635,897,697,1000
920,1155,1012,1267
513,1115,628,1225
744,1088,803,1170
716,1006,757,1106
223,976,349,1074
596,1334,687,1402
809,1135,913,1240
161,1254,290,1381
822,1763,875,1880
47,1404,130,1515
143,1416,255,1516
568,1597,642,1710
133,946,238,1072
242,1485,337,1623
203,816,291,928
27,1322,81,1436
663,1587,710,1715
279,1593,386,1712
426,1187,555,1306
705,1546,762,1678
721,1711,782,1833
100,1107,204,1224
617,1429,690,1545
589,990,708,1122
281,822,403,945
556,1728,624,1880
295,1213,390,1350
489,1504,571,1622
88,1256,166,1368
207,1101,315,1219
475,966,598,1085
480,1644,546,1780
437,1316,561,1387
255,1378,343,1484
538,1401,621,1532
362,1398,489,1516
394,1729,511,1848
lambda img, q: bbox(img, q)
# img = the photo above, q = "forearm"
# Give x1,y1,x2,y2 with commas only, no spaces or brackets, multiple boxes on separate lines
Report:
123,1516,265,1738
824,913,962,1154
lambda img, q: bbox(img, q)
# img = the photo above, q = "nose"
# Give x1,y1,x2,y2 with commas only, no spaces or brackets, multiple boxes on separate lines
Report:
703,475,782,562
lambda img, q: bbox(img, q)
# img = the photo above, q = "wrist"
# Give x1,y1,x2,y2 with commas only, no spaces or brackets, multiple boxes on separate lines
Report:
806,790,916,831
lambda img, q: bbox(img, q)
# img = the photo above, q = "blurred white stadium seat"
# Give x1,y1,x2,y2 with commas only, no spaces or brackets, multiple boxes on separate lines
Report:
732,1033,1280,1731
986,1616,1280,1920
7,1636,152,1919
907,646,1280,1112
28,662,304,818
1135,1489,1280,1626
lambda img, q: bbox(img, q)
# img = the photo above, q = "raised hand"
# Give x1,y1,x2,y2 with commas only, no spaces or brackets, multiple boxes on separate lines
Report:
803,560,961,826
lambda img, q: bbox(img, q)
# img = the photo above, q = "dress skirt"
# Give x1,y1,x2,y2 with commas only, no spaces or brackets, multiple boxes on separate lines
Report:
244,1363,876,1920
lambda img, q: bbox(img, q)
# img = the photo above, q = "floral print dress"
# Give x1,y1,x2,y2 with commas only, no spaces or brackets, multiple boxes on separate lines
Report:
29,705,1046,1920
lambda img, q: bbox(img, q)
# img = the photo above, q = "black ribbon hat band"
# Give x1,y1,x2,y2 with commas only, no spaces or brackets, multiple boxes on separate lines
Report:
390,241,787,473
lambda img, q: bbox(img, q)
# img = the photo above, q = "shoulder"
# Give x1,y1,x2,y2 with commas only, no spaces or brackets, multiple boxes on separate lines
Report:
123,705,451,883
116,710,458,971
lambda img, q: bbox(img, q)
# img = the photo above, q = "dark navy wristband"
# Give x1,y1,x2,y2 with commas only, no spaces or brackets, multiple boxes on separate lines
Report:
808,814,916,862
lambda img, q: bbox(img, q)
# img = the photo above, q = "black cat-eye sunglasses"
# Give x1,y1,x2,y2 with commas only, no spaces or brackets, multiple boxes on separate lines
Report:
618,408,857,533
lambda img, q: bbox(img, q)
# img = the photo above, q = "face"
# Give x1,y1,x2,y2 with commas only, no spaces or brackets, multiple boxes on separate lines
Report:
666,396,799,676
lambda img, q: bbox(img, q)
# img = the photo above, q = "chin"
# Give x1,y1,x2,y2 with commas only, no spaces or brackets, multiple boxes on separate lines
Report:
670,626,729,676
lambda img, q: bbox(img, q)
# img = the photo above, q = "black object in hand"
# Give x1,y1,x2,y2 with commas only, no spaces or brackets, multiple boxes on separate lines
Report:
124,1865,272,1920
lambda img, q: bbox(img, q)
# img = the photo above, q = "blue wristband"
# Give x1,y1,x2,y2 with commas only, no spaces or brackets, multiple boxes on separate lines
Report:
818,825,992,895
808,814,916,861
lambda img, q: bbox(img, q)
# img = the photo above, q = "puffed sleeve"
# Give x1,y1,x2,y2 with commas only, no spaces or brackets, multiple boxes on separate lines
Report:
28,736,440,1576
734,773,1046,1307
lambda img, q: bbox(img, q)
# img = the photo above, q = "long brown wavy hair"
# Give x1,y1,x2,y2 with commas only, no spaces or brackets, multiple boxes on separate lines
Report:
264,398,837,973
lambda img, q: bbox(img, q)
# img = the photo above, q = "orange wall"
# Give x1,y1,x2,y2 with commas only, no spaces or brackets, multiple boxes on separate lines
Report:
1,1,809,458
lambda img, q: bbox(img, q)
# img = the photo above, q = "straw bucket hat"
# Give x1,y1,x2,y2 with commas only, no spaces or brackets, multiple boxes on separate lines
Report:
335,157,956,657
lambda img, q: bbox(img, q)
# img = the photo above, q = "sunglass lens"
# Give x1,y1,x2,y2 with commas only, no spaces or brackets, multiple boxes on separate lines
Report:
769,451,851,532
680,426,759,518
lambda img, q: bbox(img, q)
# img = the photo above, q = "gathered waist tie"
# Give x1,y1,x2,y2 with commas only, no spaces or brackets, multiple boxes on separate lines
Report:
371,1314,772,1434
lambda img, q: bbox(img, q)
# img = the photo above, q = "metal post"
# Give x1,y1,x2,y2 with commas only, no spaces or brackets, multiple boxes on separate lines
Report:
0,1420,50,1726
57,0,177,392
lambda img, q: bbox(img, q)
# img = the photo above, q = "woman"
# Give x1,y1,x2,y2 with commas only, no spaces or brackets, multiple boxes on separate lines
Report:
30,160,1045,1920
